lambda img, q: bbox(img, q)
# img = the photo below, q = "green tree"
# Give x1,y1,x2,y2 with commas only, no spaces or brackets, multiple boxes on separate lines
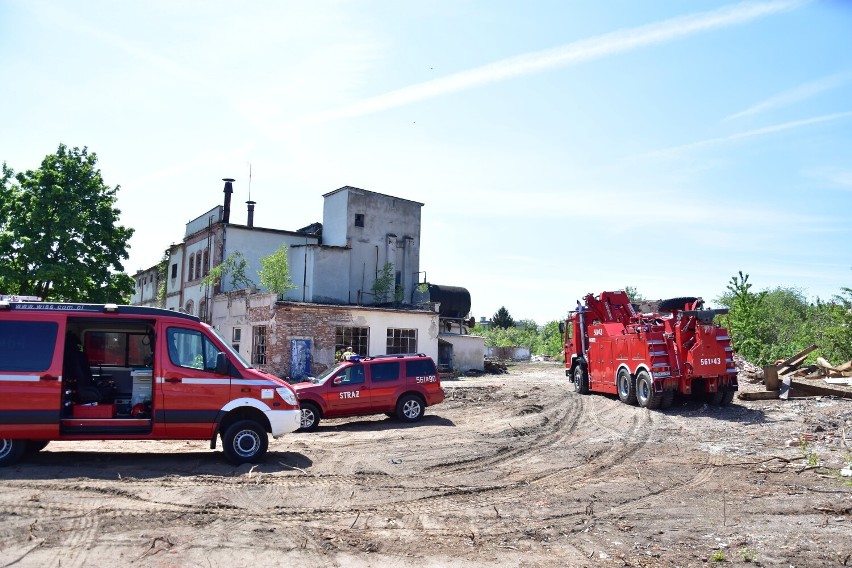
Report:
371,262,394,304
258,244,296,298
155,250,169,307
0,144,134,302
804,288,852,365
716,271,766,363
202,252,254,292
624,286,645,302
491,306,515,329
538,320,564,358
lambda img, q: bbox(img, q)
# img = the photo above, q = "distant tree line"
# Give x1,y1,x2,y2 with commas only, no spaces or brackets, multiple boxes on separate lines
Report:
477,276,852,367
717,272,852,367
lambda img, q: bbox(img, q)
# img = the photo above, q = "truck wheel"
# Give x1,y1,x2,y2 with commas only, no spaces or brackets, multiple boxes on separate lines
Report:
706,390,724,405
222,420,268,465
0,439,26,467
573,361,589,395
396,394,425,422
720,389,735,406
636,371,661,409
616,369,637,405
299,402,321,432
657,297,699,312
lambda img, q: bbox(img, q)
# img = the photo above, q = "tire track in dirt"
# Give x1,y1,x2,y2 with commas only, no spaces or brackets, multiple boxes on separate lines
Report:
600,449,728,520
422,384,583,478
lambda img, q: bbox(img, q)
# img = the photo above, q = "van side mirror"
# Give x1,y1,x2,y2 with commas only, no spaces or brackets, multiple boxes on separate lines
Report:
215,352,230,375
558,322,565,335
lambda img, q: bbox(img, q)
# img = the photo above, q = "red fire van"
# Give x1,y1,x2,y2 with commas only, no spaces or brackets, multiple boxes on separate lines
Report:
0,301,302,466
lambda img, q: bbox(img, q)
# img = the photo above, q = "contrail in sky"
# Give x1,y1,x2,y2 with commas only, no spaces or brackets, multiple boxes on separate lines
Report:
725,71,852,121
300,0,809,124
644,110,852,157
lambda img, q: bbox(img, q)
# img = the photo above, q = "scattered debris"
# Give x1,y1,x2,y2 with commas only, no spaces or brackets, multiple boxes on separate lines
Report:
483,359,509,374
742,345,852,401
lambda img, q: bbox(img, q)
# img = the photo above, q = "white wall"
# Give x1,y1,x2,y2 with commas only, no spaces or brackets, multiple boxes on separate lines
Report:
321,189,348,247
441,334,485,372
223,227,318,300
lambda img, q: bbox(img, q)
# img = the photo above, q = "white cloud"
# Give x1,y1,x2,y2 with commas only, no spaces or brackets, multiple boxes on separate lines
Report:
291,0,809,125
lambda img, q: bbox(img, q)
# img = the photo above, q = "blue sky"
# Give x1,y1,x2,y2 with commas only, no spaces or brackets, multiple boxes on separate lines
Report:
2,0,851,323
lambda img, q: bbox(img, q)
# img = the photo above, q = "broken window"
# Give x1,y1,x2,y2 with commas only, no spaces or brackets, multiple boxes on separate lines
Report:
335,326,369,358
252,326,267,365
386,328,416,355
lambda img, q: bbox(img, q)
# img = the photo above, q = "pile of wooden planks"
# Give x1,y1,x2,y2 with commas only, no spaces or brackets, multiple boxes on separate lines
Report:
740,345,852,401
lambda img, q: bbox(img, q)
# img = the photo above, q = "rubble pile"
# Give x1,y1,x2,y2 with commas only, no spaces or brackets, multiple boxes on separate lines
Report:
739,345,852,401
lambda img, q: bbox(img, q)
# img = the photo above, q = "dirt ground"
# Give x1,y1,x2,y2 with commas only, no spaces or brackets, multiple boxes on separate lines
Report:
2,361,852,568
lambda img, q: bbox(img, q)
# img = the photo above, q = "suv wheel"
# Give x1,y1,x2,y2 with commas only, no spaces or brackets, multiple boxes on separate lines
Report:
299,402,321,432
396,394,425,422
0,439,26,467
222,420,268,465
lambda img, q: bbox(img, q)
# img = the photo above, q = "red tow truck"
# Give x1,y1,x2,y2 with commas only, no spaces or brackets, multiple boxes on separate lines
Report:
562,291,738,409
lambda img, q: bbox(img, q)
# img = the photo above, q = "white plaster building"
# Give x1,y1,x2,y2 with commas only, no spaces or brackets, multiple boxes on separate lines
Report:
129,181,483,378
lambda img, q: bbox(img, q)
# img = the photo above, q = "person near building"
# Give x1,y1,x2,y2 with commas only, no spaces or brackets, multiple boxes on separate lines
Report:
341,346,357,361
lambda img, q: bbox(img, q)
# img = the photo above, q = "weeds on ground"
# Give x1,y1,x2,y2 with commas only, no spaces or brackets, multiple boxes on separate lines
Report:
800,436,820,467
738,547,756,563
709,549,726,562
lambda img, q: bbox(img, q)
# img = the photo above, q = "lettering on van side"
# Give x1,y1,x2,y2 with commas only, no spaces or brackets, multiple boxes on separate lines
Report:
339,391,360,399
416,375,437,383
700,357,722,366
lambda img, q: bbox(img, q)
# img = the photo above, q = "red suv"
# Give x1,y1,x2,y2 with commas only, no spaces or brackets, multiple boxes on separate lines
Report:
292,354,444,431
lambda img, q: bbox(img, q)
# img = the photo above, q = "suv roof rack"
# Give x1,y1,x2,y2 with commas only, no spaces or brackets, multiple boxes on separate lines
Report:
362,353,428,361
0,301,199,321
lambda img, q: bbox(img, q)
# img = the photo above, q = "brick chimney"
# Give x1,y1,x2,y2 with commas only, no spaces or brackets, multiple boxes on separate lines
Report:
222,178,235,223
246,200,256,228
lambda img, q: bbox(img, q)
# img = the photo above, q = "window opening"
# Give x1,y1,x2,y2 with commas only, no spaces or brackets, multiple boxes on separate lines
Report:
386,328,417,354
252,326,267,365
232,327,241,351
354,213,365,227
335,326,369,359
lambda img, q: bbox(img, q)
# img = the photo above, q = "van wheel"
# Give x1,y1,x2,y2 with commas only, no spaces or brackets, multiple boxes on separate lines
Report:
25,441,49,454
222,420,268,465
396,394,425,422
0,439,26,467
720,389,735,406
299,402,321,432
616,369,637,405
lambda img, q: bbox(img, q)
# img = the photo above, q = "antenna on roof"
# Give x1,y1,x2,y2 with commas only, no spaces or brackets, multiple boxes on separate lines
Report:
247,162,252,201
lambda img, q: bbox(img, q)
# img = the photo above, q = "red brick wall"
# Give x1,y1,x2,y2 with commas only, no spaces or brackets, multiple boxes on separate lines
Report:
251,303,357,378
